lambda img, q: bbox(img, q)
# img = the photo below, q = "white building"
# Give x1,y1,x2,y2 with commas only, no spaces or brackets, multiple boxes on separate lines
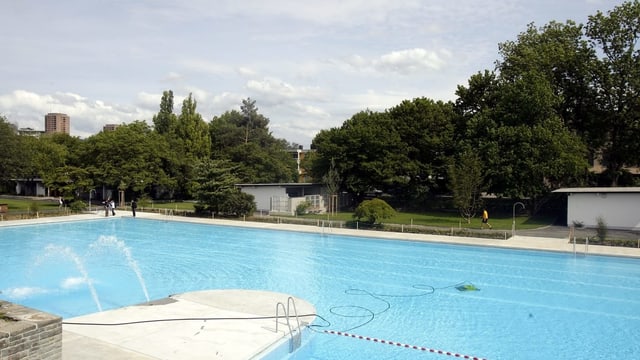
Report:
236,183,327,215
553,187,640,230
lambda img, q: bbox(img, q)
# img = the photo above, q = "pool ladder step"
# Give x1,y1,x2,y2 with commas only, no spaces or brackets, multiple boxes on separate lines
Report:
275,297,303,352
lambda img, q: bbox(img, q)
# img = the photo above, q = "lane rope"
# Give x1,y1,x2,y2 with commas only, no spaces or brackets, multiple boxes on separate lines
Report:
323,330,487,360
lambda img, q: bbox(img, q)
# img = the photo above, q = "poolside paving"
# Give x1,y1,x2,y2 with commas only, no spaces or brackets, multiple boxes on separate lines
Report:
1,211,639,359
62,290,315,360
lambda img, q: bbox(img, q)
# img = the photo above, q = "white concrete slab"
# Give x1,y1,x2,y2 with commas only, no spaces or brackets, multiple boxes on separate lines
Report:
62,290,315,360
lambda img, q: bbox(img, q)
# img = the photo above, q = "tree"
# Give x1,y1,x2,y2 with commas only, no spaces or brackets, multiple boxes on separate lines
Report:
81,121,171,198
353,198,396,224
386,98,457,200
152,90,178,135
240,98,270,144
497,21,600,136
455,44,589,202
0,116,24,183
448,150,484,224
209,99,297,183
163,93,212,198
322,158,341,214
176,93,211,160
309,110,410,203
21,134,69,196
192,159,255,216
586,0,640,184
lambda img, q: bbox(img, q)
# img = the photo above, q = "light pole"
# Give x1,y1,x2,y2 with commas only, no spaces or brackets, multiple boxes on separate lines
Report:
512,202,525,237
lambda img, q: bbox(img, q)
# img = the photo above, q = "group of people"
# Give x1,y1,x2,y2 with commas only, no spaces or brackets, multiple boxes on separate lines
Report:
103,199,116,217
102,198,137,217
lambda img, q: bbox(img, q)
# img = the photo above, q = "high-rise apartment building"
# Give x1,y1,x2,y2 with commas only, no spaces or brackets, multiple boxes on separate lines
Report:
44,113,70,134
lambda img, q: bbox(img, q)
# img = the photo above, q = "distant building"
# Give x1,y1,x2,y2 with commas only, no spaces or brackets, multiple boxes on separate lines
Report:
44,113,70,134
18,127,45,137
236,183,327,215
553,187,640,230
103,124,120,132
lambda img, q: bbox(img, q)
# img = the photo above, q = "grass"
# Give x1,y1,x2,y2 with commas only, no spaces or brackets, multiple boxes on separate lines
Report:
0,198,60,211
0,197,553,230
287,210,553,230
141,201,196,211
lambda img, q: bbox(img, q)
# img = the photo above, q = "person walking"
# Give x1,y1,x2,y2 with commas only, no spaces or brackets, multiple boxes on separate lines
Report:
110,199,116,216
481,208,492,229
131,199,137,217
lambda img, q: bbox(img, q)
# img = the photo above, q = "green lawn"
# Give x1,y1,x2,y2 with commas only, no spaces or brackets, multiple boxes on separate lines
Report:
141,201,196,211
0,197,553,230
0,198,60,212
293,211,553,230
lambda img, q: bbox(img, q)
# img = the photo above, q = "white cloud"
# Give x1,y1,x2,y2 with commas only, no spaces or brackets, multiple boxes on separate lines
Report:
375,48,452,73
0,90,155,137
246,78,325,104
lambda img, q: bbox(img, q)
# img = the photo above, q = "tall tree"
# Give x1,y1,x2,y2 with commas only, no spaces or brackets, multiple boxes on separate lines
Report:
586,0,640,184
209,99,297,183
310,110,409,202
177,93,211,160
152,90,178,135
193,158,255,216
497,21,600,136
455,68,588,203
81,121,171,198
386,98,456,200
0,116,24,183
448,149,484,224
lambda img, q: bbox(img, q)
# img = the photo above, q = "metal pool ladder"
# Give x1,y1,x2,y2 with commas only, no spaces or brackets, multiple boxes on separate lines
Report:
275,297,303,352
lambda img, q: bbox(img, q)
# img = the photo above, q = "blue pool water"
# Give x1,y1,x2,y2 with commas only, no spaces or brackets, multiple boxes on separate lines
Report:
1,218,639,359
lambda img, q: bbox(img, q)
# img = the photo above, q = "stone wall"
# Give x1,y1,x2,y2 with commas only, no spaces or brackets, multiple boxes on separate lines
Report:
0,301,62,360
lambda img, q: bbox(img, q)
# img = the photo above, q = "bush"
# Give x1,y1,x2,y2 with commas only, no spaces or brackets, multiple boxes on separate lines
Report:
296,201,311,216
69,200,87,213
596,216,608,242
353,198,396,224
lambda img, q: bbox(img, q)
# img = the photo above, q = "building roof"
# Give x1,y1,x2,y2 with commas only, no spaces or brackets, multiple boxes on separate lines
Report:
553,187,640,193
235,183,322,187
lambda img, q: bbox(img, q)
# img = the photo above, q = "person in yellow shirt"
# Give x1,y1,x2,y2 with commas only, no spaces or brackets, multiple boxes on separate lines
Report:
481,208,492,229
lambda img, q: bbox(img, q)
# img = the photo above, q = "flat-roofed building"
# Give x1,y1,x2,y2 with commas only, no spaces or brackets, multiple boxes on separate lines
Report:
18,127,45,137
103,124,120,132
44,113,70,134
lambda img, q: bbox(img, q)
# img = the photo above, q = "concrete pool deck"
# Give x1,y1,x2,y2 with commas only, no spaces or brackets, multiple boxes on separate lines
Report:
1,211,639,359
61,290,315,360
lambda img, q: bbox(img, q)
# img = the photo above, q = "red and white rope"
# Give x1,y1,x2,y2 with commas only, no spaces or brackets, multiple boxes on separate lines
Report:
323,330,487,360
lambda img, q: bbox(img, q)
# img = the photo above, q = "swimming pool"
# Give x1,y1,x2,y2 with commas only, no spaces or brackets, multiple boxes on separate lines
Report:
1,218,639,359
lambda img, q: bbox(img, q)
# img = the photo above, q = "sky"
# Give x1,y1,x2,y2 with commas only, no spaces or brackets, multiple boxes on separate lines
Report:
0,0,624,148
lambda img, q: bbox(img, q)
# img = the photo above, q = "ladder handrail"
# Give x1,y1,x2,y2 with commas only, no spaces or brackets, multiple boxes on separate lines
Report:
286,296,301,333
275,301,292,335
275,297,304,353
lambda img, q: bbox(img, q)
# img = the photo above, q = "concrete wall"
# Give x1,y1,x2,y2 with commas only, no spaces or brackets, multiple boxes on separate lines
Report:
0,301,62,360
239,186,288,212
567,192,640,230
